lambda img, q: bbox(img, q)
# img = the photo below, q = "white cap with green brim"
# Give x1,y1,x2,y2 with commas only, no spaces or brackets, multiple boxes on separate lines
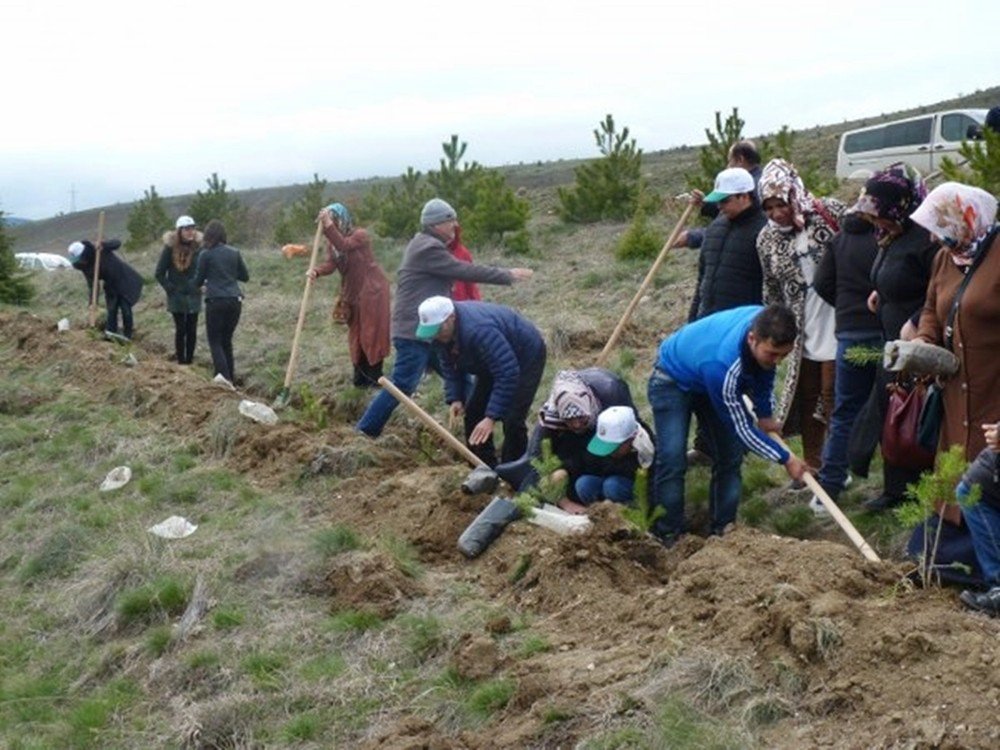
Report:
587,405,638,456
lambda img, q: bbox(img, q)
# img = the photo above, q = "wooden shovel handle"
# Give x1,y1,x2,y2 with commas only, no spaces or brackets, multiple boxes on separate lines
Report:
281,221,325,390
741,395,880,562
377,376,488,468
88,211,106,328
596,202,695,367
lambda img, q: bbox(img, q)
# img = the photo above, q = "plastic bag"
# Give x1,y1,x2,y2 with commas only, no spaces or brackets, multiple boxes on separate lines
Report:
100,466,132,492
238,400,278,425
148,515,198,539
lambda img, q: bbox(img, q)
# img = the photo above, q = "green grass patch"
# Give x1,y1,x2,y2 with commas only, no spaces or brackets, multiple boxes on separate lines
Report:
145,626,173,657
212,608,245,630
313,525,364,558
116,575,189,627
399,614,444,661
242,650,287,689
516,633,552,658
770,506,815,538
18,524,88,582
282,712,321,741
379,535,423,578
300,652,347,682
466,678,516,719
328,609,384,633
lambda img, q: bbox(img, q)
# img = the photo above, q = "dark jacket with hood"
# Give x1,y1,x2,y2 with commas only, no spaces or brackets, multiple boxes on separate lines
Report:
814,213,880,335
436,301,545,421
870,221,937,339
72,239,143,305
689,205,767,321
155,230,204,314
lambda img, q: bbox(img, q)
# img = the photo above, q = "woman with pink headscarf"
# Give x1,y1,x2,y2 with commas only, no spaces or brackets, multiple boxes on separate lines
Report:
913,182,1000,462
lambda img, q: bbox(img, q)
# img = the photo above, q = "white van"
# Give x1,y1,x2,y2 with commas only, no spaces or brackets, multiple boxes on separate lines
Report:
835,109,988,180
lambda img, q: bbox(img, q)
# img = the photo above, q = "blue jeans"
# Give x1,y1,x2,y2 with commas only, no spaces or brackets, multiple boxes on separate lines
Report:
575,474,634,505
356,337,432,437
648,368,744,538
818,334,880,497
962,495,1000,585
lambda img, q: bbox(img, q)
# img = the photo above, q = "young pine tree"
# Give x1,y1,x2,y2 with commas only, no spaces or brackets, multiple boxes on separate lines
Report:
273,174,328,245
188,173,248,243
559,114,645,223
125,185,170,250
0,212,34,305
940,125,1000,196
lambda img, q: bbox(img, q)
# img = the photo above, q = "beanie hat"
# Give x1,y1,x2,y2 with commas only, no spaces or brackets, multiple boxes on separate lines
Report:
420,198,457,228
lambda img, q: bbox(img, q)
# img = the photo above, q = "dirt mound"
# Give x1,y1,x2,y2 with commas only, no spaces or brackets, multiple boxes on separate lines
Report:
6,310,1000,749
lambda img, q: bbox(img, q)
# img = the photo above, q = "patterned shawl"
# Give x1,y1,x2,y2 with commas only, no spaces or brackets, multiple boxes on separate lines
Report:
758,158,813,232
538,370,600,430
851,162,927,246
910,182,999,266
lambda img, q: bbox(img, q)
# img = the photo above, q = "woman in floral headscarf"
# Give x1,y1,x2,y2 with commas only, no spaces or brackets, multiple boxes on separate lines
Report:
849,163,938,511
756,159,846,478
310,203,391,388
913,182,1000,462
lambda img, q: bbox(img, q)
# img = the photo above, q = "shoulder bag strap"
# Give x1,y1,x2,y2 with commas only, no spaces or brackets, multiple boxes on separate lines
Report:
944,225,999,350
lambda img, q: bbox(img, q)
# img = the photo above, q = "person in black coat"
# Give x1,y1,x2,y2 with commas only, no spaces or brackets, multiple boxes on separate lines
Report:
813,212,881,502
417,296,546,467
194,220,249,385
67,238,143,339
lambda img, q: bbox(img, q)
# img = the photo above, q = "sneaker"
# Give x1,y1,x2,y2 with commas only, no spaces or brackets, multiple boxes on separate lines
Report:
843,474,853,489
809,495,829,516
960,586,1000,616
686,449,711,467
212,373,236,391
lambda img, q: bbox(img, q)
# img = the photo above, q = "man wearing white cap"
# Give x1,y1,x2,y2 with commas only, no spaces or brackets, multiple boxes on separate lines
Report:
356,198,534,438
67,236,143,339
416,295,546,466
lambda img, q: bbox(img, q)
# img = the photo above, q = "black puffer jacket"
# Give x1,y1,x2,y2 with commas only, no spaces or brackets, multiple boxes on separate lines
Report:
814,214,880,334
870,221,937,339
690,206,767,320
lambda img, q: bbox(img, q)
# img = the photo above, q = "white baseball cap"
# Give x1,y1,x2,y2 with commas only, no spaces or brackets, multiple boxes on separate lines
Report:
704,167,755,203
176,215,197,229
415,296,455,339
588,406,638,456
67,241,85,259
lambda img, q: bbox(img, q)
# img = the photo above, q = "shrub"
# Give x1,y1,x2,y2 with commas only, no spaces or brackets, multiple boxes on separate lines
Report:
0,211,33,305
273,173,328,245
559,114,646,223
124,185,170,250
941,125,1000,195
188,173,248,243
615,204,663,260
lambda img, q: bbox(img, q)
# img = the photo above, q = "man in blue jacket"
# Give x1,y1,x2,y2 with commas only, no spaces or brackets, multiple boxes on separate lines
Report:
416,296,546,467
648,304,807,542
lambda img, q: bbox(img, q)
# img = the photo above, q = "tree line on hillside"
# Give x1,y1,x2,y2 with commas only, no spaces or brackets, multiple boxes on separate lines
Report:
4,108,999,307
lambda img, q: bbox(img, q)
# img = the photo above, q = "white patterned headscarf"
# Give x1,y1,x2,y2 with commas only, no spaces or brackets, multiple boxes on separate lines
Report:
539,370,599,430
758,158,813,232
910,182,998,266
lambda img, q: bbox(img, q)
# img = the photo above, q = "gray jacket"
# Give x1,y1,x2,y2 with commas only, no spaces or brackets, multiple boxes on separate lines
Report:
195,244,249,300
391,231,513,340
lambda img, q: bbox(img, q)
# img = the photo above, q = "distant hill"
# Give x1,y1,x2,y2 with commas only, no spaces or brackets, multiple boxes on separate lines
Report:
10,84,999,254
1,216,31,228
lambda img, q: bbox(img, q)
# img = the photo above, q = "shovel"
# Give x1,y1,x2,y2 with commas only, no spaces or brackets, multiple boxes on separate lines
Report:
87,211,106,329
274,221,324,409
742,394,880,562
596,201,695,367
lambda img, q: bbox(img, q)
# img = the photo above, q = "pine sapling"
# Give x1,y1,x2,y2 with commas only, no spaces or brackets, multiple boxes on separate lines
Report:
619,467,665,533
512,439,566,518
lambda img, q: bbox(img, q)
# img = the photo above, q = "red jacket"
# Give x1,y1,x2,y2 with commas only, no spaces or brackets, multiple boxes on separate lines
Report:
449,226,482,301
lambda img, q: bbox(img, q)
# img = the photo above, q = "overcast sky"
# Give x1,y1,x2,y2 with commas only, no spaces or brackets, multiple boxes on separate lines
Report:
3,0,997,220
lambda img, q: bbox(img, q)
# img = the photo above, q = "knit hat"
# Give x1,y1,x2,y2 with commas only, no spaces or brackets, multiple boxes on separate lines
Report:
420,198,457,227
175,215,197,229
415,295,455,339
588,406,639,456
67,241,85,260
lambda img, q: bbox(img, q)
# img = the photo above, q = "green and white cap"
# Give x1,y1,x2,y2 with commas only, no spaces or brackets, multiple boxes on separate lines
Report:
587,405,638,456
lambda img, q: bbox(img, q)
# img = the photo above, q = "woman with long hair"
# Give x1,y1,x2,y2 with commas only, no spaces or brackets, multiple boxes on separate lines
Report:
194,219,249,385
155,215,203,364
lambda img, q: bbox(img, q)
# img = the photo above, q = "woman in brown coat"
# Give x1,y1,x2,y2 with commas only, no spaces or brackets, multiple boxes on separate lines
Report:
913,182,1000,461
309,203,391,387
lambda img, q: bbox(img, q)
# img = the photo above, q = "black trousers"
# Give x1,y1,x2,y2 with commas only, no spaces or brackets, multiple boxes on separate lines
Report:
172,312,199,364
205,298,241,382
464,344,547,467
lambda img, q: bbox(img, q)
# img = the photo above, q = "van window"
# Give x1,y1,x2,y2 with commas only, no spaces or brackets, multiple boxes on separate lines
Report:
941,113,980,142
843,117,933,153
883,118,932,149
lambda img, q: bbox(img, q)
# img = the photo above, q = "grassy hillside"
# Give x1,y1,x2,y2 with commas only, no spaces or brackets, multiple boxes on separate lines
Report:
2,88,1000,749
